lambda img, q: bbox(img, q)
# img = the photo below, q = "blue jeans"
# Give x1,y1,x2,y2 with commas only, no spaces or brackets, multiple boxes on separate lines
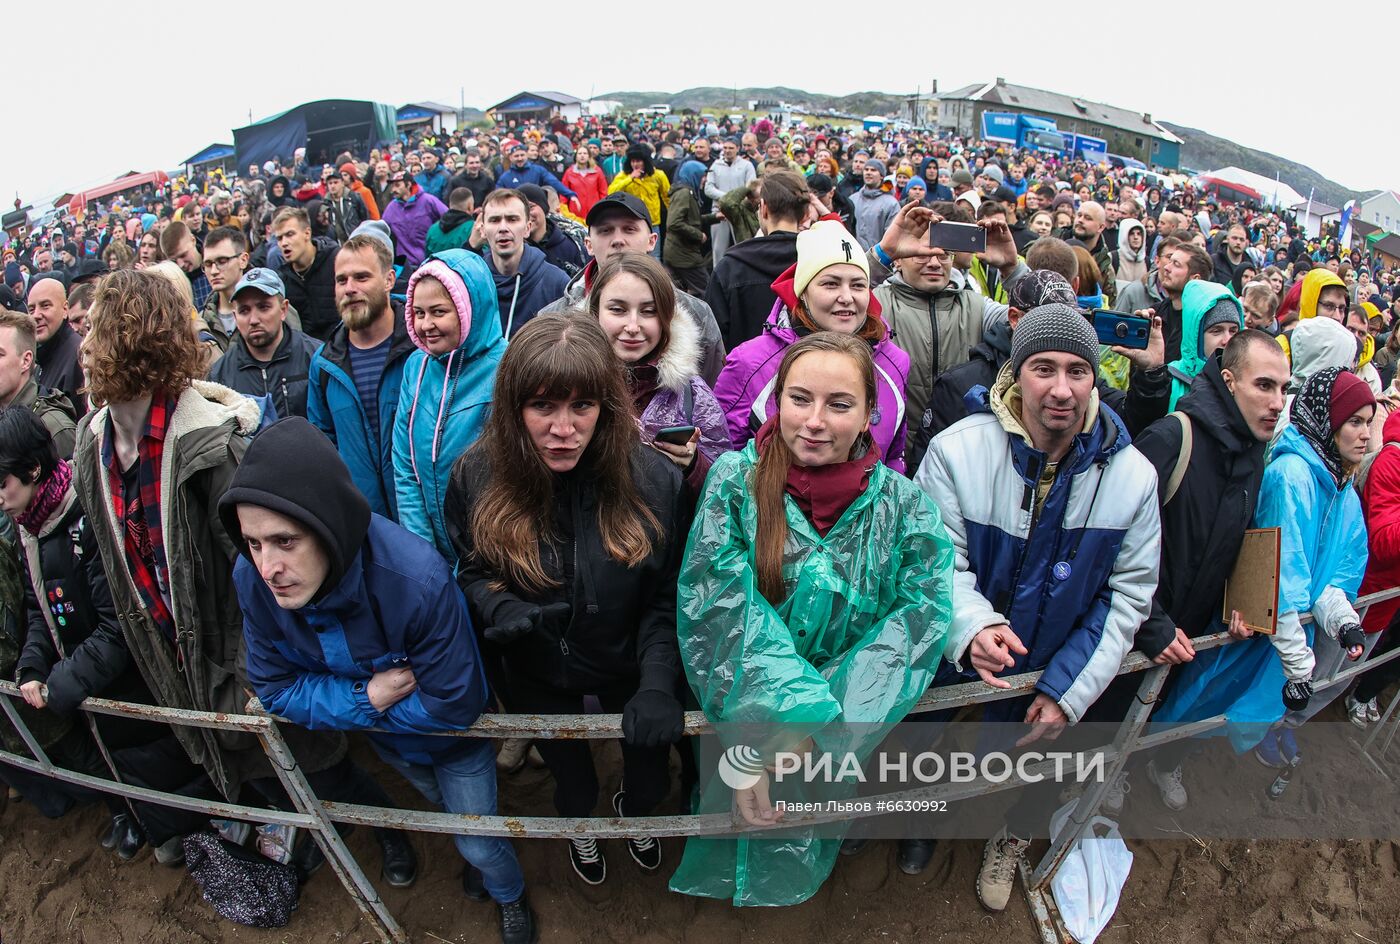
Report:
373,739,525,904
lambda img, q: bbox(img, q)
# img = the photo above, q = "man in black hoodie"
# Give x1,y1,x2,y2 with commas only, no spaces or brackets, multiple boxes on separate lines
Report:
704,169,807,350
1128,330,1290,811
273,206,340,341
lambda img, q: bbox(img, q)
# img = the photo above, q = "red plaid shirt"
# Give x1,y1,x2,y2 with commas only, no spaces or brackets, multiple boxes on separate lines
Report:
104,396,177,648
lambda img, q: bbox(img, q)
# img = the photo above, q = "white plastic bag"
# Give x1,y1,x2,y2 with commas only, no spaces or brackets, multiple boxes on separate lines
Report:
1048,799,1133,943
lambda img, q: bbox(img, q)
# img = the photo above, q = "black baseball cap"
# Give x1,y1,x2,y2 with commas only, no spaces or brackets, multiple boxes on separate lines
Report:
586,192,650,227
807,173,835,195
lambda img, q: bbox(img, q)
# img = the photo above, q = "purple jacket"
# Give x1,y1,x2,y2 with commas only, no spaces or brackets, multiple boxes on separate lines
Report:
630,302,732,494
382,190,448,268
713,301,911,473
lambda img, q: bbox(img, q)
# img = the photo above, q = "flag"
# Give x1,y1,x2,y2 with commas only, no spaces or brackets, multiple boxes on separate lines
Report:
1338,200,1356,248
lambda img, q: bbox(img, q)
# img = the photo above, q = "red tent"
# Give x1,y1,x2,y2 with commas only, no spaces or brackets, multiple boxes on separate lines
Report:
59,171,170,215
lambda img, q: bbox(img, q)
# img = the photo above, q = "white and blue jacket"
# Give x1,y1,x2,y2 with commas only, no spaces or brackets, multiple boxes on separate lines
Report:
915,369,1160,723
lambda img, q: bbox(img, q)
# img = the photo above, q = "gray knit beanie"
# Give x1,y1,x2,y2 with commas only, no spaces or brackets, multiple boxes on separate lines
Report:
1201,297,1242,335
1011,303,1100,377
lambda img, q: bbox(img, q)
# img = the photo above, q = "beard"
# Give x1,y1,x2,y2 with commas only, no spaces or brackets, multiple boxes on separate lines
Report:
338,284,388,330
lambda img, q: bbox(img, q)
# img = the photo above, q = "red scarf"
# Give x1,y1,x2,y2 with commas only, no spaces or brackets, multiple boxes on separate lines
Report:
15,460,73,535
755,417,880,536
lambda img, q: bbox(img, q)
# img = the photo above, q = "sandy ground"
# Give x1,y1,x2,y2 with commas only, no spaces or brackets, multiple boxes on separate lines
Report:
4,701,1400,944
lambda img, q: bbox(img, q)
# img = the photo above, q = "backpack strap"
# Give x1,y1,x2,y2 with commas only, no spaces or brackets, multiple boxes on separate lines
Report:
1164,411,1192,505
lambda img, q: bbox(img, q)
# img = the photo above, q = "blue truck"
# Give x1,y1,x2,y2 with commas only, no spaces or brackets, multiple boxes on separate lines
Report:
1067,133,1108,164
979,111,1066,154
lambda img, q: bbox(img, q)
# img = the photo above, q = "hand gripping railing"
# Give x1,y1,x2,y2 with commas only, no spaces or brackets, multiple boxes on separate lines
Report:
3,586,1400,944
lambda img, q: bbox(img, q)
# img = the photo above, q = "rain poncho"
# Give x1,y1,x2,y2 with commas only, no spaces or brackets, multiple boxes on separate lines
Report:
668,443,955,907
1166,280,1242,410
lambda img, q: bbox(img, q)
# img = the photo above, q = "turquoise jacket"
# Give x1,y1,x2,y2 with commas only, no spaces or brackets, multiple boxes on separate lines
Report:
1167,280,1242,410
392,250,506,557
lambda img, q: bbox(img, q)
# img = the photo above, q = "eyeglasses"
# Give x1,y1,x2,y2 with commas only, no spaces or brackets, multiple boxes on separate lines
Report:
1317,301,1349,314
202,255,240,270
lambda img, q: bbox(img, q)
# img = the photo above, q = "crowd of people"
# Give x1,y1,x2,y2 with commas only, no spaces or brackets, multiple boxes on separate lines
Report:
0,108,1398,941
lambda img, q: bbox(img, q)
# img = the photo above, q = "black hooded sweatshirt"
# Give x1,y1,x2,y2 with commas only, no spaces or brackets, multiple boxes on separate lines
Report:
36,321,86,417
1131,352,1268,657
704,230,798,350
278,236,341,342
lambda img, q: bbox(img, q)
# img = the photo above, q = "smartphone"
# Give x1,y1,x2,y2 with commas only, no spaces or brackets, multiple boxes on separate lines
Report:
1091,309,1150,349
655,425,697,446
928,220,986,254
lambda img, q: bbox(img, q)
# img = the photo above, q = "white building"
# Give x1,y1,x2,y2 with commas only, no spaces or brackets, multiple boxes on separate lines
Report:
1360,191,1400,234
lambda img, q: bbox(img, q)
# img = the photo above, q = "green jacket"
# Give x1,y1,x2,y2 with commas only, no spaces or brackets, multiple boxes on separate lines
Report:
662,184,707,270
13,376,77,459
669,442,954,906
424,216,475,256
74,381,343,798
717,185,760,246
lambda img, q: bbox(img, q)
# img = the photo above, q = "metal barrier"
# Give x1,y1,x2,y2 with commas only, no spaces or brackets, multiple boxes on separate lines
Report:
3,587,1400,944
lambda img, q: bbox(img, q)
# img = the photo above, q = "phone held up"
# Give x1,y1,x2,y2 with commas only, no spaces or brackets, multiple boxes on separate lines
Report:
928,220,986,254
1090,309,1150,349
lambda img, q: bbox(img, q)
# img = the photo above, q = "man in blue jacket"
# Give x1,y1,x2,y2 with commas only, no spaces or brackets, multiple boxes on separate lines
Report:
494,143,576,199
308,231,416,518
915,303,1159,912
222,416,536,944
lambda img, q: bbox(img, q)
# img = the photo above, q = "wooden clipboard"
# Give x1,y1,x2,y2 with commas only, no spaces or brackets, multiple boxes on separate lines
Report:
1222,527,1281,635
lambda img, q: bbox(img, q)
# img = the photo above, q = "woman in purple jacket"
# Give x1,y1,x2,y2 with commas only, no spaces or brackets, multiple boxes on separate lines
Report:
712,220,912,472
587,253,730,495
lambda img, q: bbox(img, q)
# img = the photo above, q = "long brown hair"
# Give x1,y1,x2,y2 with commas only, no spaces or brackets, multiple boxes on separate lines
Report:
586,253,675,359
462,313,660,594
752,332,876,603
85,269,204,405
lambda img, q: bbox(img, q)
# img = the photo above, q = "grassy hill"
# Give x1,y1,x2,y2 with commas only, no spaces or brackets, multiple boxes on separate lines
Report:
1161,121,1365,209
595,86,1363,209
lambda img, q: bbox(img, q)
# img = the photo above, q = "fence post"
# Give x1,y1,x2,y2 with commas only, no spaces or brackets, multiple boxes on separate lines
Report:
255,716,407,944
0,690,55,770
1019,664,1168,942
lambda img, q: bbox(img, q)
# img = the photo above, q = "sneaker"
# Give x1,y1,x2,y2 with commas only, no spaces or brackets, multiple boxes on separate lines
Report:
611,791,660,871
1103,774,1130,816
897,838,937,875
153,835,186,867
1252,731,1286,769
839,836,871,856
1277,728,1300,766
462,864,490,903
211,818,252,846
497,738,532,774
498,895,539,944
568,836,606,885
1146,759,1187,811
1346,693,1374,729
1368,698,1383,724
976,827,1030,912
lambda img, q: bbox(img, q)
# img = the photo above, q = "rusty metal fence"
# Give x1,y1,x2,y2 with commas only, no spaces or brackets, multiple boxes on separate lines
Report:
3,587,1400,944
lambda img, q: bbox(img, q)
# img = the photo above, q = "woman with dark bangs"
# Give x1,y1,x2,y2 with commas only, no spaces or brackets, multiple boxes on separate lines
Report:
444,313,688,888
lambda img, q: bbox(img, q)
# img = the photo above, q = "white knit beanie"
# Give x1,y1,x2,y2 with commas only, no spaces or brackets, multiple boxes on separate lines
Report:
794,221,869,300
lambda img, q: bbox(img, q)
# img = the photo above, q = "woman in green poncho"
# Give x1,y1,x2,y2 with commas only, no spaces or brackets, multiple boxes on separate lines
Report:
1166,280,1244,409
669,331,955,907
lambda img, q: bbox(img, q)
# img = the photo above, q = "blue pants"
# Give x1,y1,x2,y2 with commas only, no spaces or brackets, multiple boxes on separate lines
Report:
373,740,525,904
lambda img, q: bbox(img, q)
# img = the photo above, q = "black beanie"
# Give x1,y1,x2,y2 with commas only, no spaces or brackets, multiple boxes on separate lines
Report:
218,416,371,599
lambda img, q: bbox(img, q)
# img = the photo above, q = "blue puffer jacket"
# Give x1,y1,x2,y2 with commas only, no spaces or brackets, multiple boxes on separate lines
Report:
914,364,1160,723
240,515,489,765
306,303,416,519
393,250,506,558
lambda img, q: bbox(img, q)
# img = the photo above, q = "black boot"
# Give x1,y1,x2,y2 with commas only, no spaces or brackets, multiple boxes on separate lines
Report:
378,830,418,888
462,864,490,902
897,838,937,875
116,815,147,861
498,894,539,944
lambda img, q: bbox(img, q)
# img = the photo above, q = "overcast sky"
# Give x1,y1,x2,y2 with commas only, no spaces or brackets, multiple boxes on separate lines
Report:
6,2,1392,207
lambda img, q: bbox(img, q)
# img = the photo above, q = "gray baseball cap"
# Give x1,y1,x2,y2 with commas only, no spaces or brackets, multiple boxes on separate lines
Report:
231,267,285,300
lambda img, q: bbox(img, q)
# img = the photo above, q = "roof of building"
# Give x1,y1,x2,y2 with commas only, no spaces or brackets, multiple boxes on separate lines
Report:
489,91,583,112
940,80,1182,144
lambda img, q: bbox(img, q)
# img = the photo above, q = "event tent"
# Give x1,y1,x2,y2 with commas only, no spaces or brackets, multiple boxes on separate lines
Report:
234,100,397,171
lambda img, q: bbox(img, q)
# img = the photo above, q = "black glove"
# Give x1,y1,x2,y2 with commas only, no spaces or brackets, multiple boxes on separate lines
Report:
1338,623,1366,652
483,602,571,645
621,689,684,748
1282,678,1313,712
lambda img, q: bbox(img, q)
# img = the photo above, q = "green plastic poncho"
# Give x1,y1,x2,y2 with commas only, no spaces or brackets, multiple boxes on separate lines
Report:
668,442,955,907
1167,280,1243,409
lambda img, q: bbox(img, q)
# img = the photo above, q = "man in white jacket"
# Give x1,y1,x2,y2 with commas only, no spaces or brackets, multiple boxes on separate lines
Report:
916,302,1160,913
